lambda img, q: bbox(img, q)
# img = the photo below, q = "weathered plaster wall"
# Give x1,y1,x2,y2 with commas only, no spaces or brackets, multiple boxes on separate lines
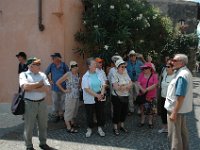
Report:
0,0,84,103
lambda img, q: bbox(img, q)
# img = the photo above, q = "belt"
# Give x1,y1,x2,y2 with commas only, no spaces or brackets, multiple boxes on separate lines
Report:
25,98,44,102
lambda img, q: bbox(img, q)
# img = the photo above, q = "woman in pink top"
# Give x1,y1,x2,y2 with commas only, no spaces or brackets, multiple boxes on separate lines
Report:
137,63,158,128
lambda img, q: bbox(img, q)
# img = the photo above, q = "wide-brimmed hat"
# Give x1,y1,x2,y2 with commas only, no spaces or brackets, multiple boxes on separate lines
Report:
69,61,78,69
26,57,41,65
111,55,123,63
128,50,136,56
140,62,154,70
115,59,126,68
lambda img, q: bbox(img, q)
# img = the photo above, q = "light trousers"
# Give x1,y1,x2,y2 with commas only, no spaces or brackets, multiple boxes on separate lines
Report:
24,100,48,148
52,91,65,116
167,113,189,150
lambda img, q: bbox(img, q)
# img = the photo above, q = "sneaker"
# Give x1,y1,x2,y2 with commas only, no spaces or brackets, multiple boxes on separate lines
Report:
158,128,168,133
85,128,92,138
98,127,105,137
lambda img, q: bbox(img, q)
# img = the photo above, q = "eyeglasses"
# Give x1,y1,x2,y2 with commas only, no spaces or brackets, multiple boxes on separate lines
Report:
120,65,126,68
142,67,150,70
32,63,41,66
166,65,172,68
71,64,78,68
172,59,181,62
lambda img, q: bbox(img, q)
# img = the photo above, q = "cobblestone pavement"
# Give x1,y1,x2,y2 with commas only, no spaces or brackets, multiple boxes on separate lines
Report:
1,75,200,150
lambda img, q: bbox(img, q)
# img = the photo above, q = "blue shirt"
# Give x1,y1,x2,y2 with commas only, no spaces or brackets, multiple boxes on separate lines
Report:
45,62,69,92
89,73,101,93
175,77,187,96
126,59,143,81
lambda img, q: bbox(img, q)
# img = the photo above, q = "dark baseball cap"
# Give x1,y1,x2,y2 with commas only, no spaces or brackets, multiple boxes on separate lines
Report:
26,57,41,65
16,52,27,58
51,53,62,58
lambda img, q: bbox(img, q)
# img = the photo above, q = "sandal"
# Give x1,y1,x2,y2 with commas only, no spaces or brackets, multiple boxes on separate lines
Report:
113,129,120,136
137,123,145,127
71,123,80,128
67,128,78,133
120,127,128,133
148,124,153,129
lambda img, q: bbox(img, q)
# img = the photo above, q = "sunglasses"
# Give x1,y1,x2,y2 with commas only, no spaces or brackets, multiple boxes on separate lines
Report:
120,65,126,68
142,67,150,70
71,64,78,68
166,65,172,68
32,63,41,66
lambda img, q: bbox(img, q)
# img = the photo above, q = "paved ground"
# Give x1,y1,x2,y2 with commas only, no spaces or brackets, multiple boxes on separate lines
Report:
1,74,200,150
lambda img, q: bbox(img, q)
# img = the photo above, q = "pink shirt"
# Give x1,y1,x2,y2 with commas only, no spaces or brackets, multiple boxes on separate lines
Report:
137,73,158,101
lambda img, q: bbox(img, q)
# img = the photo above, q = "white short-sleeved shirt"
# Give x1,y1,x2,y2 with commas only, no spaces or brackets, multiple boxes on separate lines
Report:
19,70,50,101
161,71,175,98
111,71,131,96
96,68,107,82
82,71,105,104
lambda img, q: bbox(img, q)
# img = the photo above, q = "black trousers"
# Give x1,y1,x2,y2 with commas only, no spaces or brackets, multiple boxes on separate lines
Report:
160,97,167,124
111,95,128,124
85,101,105,128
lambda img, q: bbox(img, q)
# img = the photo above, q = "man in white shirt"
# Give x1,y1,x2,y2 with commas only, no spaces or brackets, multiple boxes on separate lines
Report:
165,54,193,150
19,57,52,150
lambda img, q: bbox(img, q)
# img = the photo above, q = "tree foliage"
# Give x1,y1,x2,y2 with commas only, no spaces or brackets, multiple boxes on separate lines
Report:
74,0,198,66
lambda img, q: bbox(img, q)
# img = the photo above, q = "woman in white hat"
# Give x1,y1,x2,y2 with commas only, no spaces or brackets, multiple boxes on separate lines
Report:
56,61,80,133
111,59,132,135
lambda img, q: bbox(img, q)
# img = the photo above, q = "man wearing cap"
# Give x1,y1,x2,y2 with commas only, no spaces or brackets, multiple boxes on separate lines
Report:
126,50,144,115
45,53,69,122
19,57,52,150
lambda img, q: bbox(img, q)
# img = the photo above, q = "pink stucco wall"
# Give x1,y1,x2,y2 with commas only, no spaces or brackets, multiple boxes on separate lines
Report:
0,0,86,103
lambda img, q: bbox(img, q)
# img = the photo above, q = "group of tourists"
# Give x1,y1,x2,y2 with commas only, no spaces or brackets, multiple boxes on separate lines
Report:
16,50,193,150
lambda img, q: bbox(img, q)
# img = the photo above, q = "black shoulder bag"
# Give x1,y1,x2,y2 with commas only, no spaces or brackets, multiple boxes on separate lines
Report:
11,73,27,115
134,73,152,105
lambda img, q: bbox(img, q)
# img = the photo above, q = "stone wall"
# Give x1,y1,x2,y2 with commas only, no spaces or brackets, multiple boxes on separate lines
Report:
148,0,198,33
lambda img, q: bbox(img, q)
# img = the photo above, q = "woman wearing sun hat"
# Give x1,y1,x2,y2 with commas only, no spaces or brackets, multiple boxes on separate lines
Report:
111,59,132,135
137,62,158,129
56,61,80,133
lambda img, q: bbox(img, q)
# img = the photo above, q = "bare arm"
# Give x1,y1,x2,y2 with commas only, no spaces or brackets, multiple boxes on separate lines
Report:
146,83,158,92
23,80,44,91
56,73,68,93
33,85,50,93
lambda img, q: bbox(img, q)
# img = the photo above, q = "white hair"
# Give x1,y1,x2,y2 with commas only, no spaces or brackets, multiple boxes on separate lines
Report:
174,54,188,65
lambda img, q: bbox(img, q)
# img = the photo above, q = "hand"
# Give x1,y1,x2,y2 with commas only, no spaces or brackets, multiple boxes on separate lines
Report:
96,94,102,101
169,112,177,122
120,85,127,92
49,80,54,85
141,88,146,94
65,89,71,93
38,80,44,86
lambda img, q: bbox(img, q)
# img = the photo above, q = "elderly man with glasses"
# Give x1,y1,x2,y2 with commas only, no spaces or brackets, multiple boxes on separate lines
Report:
165,54,193,150
19,57,52,150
